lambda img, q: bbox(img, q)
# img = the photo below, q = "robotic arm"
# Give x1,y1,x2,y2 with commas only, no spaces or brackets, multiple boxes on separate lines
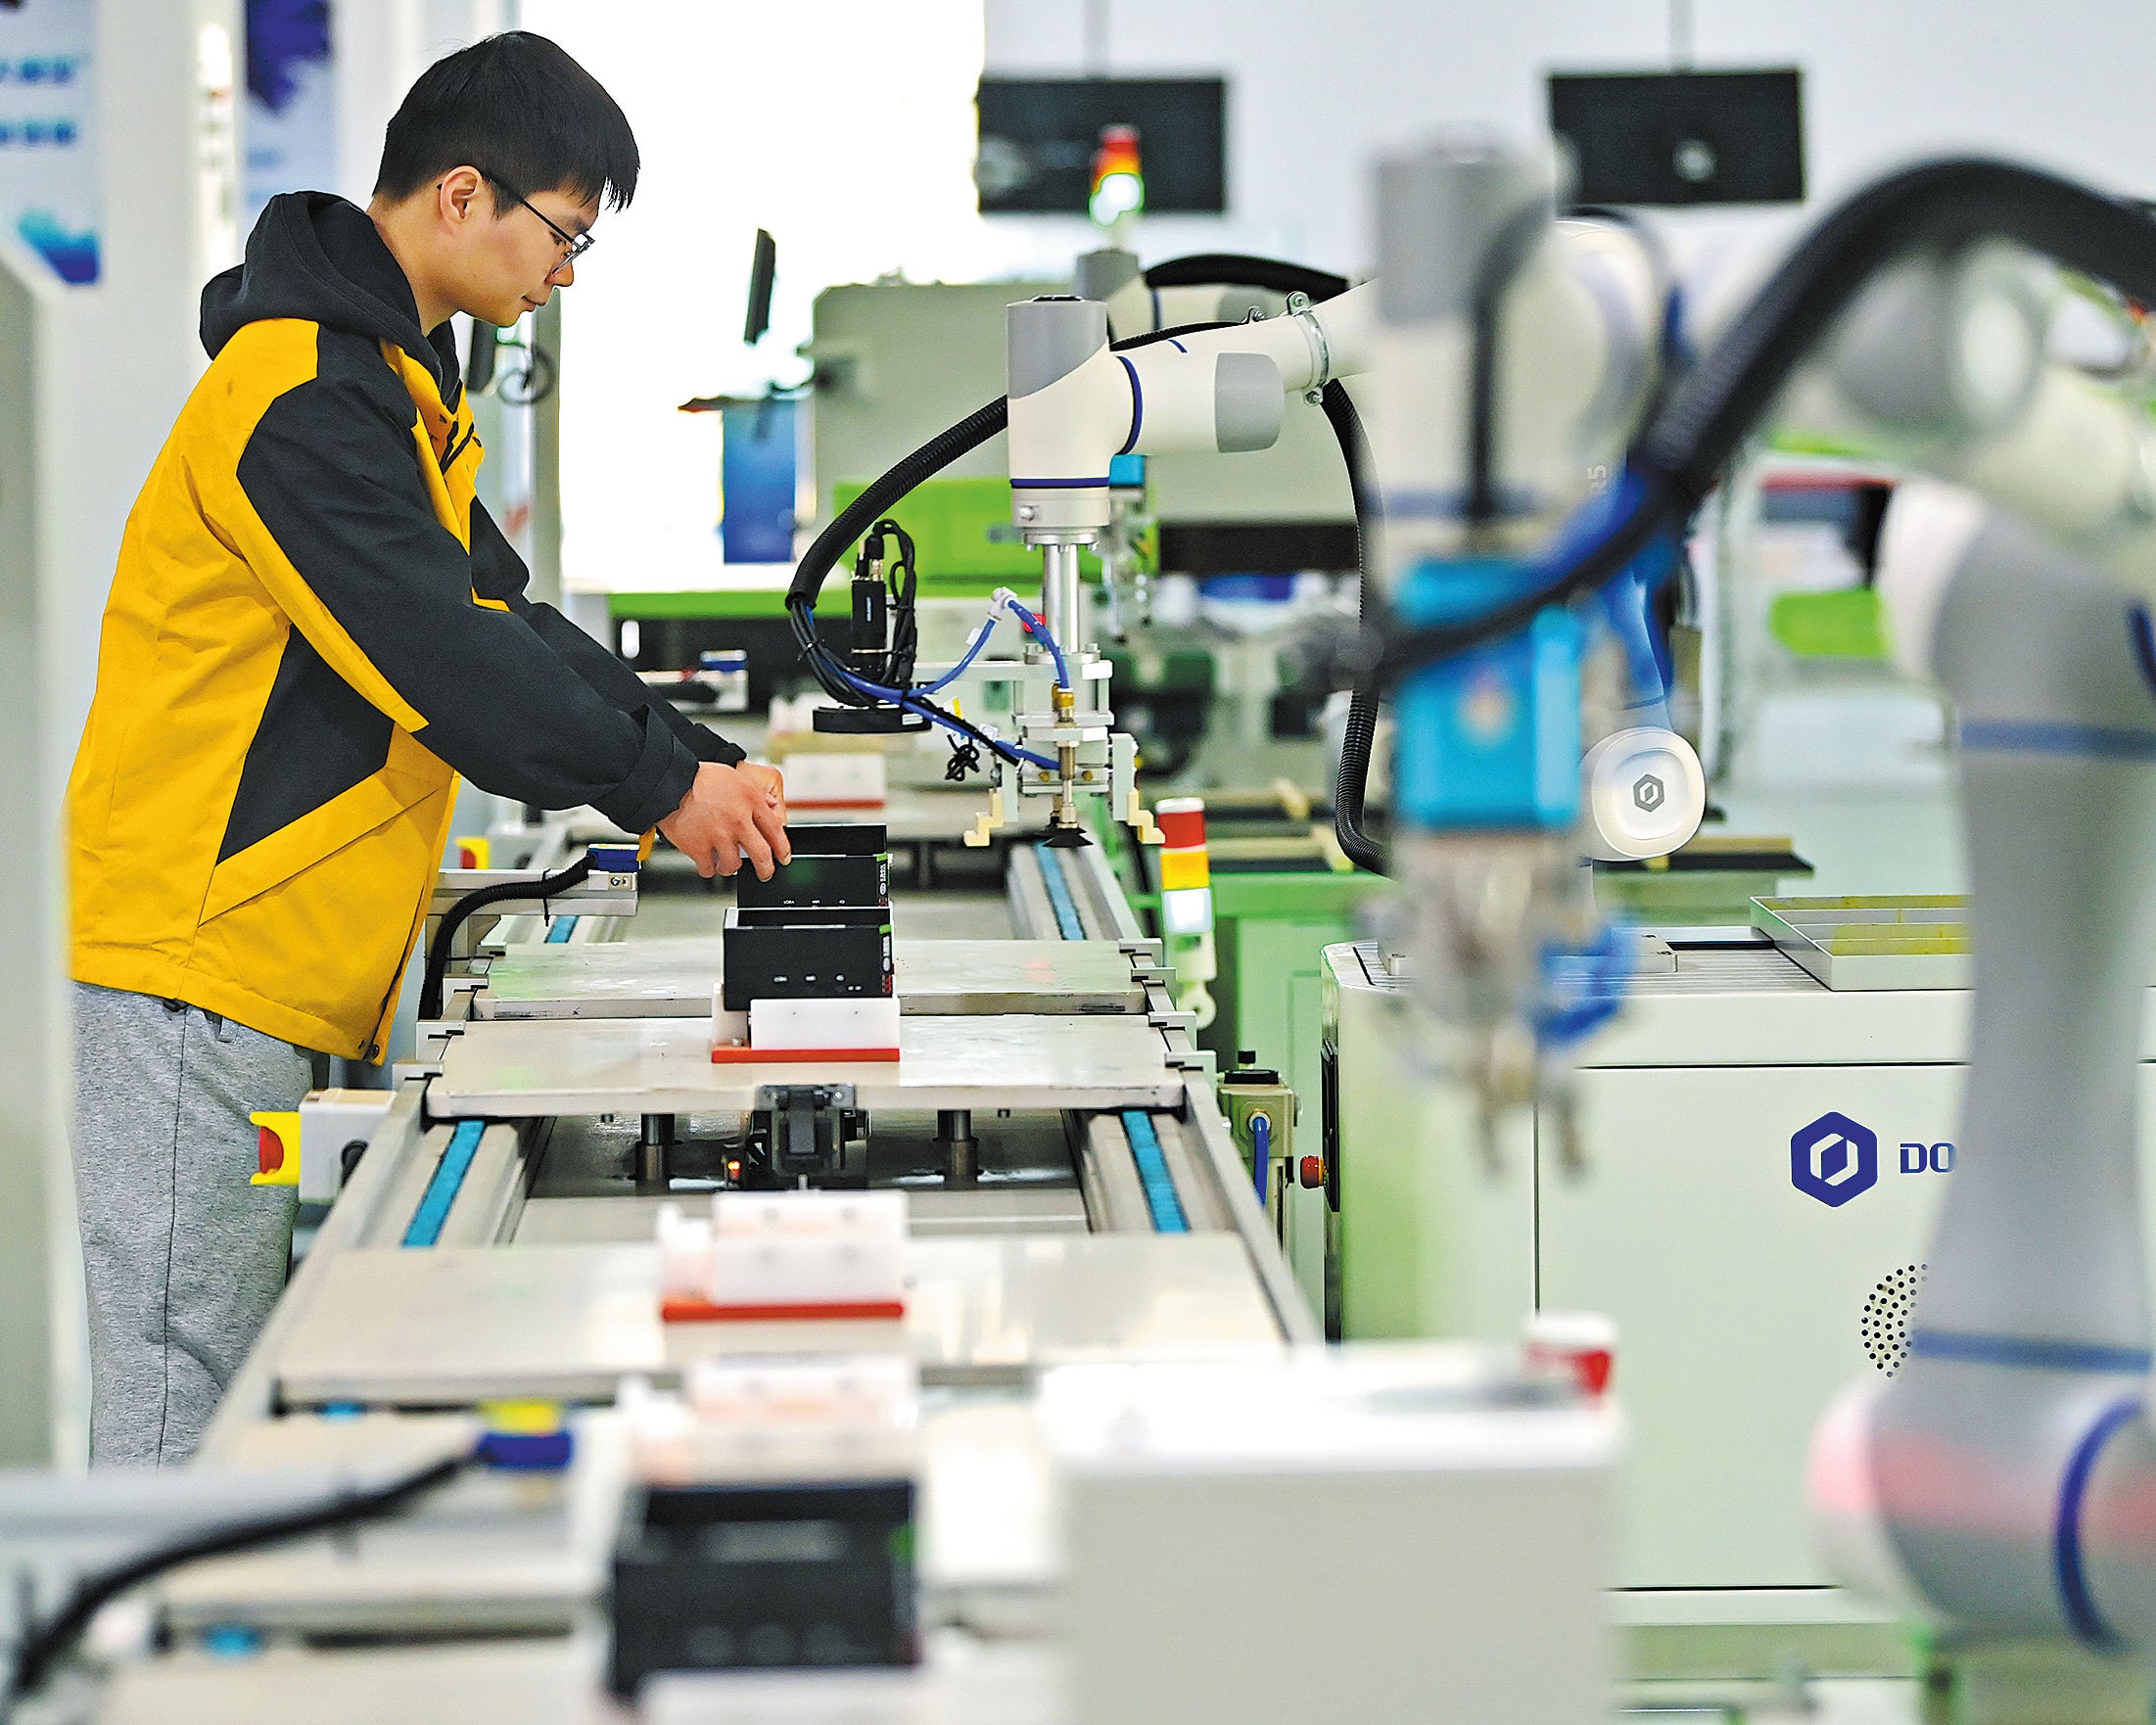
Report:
1812,484,2156,1693
976,282,1381,844
1071,246,1351,343
1702,228,2156,1695
1763,238,2156,586
1002,280,1382,535
1362,138,2156,1704
994,237,1703,867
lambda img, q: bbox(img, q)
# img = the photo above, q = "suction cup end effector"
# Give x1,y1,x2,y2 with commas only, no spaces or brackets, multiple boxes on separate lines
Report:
1581,726,1706,863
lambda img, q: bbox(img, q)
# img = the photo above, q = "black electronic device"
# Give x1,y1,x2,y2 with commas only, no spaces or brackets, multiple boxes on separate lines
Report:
721,907,893,1012
812,707,929,734
1548,69,1804,207
811,517,929,735
850,565,889,676
744,227,776,346
608,1478,915,1694
975,76,1227,214
735,849,890,910
782,823,889,855
747,1082,870,1187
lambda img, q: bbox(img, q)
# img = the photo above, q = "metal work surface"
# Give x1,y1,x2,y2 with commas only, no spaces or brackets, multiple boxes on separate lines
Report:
95,1638,604,1725
87,1635,1922,1725
476,936,1147,1019
1337,939,1985,1067
90,1632,1082,1725
162,1411,622,1634
515,1185,1091,1243
1589,940,2156,1068
1752,895,1972,990
271,1235,1283,1405
428,1012,1186,1117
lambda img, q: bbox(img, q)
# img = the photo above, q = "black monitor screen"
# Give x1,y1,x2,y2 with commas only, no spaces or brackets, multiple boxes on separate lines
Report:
976,76,1227,214
743,227,776,346
1549,69,1804,207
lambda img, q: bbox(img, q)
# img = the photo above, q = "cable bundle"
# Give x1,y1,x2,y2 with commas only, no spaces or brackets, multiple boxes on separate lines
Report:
779,317,1240,777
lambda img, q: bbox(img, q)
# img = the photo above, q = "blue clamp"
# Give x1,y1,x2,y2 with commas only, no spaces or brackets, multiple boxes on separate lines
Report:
477,1426,577,1470
586,842,641,874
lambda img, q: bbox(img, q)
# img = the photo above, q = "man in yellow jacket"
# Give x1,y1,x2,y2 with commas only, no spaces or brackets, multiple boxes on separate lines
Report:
66,32,789,1464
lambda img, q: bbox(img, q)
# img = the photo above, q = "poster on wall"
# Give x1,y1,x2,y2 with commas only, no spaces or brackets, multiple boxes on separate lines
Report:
0,0,101,284
243,0,333,232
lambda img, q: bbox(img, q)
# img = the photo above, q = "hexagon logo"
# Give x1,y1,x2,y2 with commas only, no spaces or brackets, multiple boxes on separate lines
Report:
1792,1110,1878,1207
1633,773,1665,812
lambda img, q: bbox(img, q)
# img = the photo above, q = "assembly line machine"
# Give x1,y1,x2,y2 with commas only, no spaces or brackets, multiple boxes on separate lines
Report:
176,836,1299,1700
47,125,2156,1724
24,816,1617,1725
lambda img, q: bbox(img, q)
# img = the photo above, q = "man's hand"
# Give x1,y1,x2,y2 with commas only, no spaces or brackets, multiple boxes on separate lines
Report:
657,762,792,879
735,760,787,825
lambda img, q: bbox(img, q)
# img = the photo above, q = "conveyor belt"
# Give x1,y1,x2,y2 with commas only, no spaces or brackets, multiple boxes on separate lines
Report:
1120,1110,1189,1234
1006,839,1146,943
402,1119,485,1247
1033,843,1088,940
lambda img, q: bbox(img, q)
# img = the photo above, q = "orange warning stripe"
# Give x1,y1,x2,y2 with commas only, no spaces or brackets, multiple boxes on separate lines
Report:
710,1045,903,1064
661,1297,908,1323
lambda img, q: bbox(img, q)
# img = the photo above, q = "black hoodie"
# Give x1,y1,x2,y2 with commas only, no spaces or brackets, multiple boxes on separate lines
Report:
202,192,452,378
67,191,740,1058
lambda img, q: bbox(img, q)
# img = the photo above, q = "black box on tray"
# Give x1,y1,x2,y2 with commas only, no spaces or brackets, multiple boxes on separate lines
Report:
608,1477,915,1694
721,906,894,1012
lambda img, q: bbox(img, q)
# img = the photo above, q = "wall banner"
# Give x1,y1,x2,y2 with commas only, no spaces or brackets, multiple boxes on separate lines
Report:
0,0,100,285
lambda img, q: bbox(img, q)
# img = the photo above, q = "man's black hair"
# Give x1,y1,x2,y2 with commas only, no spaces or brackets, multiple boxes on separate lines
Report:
374,31,637,210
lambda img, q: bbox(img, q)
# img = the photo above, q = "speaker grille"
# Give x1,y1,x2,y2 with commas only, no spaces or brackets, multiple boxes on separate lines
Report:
1862,1264,1927,1375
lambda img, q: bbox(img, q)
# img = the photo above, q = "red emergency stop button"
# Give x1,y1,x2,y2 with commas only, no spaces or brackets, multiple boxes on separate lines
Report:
1299,1155,1325,1189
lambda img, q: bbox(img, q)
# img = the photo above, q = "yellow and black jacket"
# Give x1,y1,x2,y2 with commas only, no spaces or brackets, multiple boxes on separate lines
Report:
69,192,740,1059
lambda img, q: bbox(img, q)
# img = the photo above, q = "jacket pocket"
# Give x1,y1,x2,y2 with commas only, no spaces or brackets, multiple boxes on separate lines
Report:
188,775,455,1052
202,731,451,922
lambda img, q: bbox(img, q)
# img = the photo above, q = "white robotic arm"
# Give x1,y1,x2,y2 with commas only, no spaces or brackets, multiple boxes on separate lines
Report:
1736,240,2156,1682
1358,141,2156,1702
1788,267,2156,1680
986,285,1384,844
1810,484,2156,1697
1002,281,1382,542
1761,239,2156,593
1072,247,1281,342
1002,232,1704,867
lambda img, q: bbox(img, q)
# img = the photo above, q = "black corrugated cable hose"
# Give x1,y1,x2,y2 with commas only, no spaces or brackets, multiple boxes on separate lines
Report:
5,1451,472,1712
786,396,1009,694
783,320,1241,710
1318,380,1386,872
1137,256,1382,865
1142,254,1350,303
1378,156,2156,681
1464,204,1556,530
417,856,593,1021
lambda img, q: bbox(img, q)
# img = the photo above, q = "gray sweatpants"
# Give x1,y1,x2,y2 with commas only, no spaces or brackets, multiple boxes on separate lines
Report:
71,983,311,1466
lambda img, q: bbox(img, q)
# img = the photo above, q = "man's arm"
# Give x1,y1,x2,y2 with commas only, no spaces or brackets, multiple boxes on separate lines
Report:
468,502,750,768
219,358,784,872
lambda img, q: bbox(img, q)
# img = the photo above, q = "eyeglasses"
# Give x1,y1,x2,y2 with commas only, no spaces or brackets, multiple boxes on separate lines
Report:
479,170,593,266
